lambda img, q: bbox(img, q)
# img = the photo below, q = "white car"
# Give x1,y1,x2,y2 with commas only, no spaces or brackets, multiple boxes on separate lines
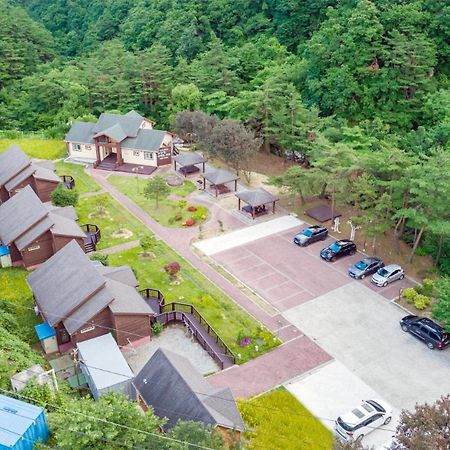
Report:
335,399,392,442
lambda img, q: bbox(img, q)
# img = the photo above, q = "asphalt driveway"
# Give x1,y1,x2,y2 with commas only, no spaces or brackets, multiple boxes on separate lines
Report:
283,282,450,411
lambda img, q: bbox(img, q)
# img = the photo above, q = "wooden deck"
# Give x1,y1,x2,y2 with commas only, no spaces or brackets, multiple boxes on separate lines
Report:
139,289,236,370
96,154,157,175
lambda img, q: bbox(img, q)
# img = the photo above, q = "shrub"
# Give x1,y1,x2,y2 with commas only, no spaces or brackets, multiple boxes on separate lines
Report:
89,253,109,266
187,206,197,212
193,210,206,222
178,199,187,210
414,294,431,310
418,278,435,297
51,184,79,207
164,261,181,277
403,288,418,304
140,235,157,256
151,322,164,335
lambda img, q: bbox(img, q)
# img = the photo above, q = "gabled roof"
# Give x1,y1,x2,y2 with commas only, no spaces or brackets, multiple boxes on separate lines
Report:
32,164,61,183
64,121,96,144
122,129,166,152
0,186,49,246
133,349,244,431
97,265,138,287
107,279,155,315
201,169,239,185
27,241,108,329
0,145,31,186
93,123,128,142
235,188,279,207
4,165,35,191
92,112,142,137
46,205,78,221
49,212,85,239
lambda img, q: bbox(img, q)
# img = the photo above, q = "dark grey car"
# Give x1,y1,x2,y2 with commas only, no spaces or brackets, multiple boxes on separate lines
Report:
294,225,328,247
348,257,384,280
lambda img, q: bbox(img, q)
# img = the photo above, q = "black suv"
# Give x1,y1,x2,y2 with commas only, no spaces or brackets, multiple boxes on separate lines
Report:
293,225,328,247
320,240,357,262
400,315,450,350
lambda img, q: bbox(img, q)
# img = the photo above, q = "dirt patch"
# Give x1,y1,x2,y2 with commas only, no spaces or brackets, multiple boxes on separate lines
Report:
248,152,295,177
111,228,133,239
88,209,110,220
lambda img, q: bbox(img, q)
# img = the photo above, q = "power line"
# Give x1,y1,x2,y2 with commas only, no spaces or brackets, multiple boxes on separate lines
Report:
0,387,216,450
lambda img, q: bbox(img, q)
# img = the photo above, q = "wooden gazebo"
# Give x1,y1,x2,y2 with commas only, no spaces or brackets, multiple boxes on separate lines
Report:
236,188,279,219
201,169,239,197
173,152,206,176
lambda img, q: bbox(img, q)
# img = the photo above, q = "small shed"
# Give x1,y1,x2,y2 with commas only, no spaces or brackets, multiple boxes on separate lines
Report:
201,169,239,197
34,323,58,354
77,333,134,400
173,152,206,175
0,394,48,450
10,365,49,393
236,188,279,219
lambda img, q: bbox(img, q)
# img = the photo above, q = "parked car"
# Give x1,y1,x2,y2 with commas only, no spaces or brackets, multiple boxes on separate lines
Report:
320,240,357,262
293,225,328,247
335,399,392,442
371,264,404,287
348,257,384,280
400,315,450,350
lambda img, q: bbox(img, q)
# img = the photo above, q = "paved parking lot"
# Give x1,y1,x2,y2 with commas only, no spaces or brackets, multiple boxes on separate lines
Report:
210,226,415,314
283,282,450,411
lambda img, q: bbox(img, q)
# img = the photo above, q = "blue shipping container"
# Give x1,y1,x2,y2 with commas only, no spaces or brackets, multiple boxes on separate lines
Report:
0,394,48,450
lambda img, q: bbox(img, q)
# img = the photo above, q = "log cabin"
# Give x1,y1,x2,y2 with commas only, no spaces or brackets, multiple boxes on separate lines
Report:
0,186,86,269
0,145,62,203
133,348,244,439
27,241,158,349
64,110,173,173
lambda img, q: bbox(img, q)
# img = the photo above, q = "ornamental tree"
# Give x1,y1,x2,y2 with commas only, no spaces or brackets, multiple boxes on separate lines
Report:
144,175,170,208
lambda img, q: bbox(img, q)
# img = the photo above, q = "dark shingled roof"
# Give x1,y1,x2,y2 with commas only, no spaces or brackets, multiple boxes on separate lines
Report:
97,266,138,287
27,241,108,328
4,165,36,191
305,205,342,223
15,216,53,251
122,129,166,152
173,152,205,167
32,164,61,183
93,123,128,143
49,212,85,239
92,113,142,137
133,348,244,431
107,279,155,315
0,186,49,246
64,121,96,144
235,188,279,207
0,145,31,186
32,160,55,172
46,205,78,221
201,169,239,186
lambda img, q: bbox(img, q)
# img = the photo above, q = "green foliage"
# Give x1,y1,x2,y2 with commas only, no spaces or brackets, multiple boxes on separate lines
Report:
0,138,65,159
140,235,157,256
432,278,450,331
403,288,418,304
51,184,79,207
238,388,333,450
165,421,225,450
89,253,109,266
414,294,431,311
143,176,171,208
151,322,164,335
416,279,435,297
55,162,101,195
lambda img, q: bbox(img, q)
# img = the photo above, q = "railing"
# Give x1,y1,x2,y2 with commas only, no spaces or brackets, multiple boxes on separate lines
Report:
60,175,75,189
81,223,101,245
139,288,165,314
154,302,237,369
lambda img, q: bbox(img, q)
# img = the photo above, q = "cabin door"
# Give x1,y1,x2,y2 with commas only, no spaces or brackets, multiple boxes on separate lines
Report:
58,328,70,344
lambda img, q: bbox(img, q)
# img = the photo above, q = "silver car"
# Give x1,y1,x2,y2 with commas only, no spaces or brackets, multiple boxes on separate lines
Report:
371,264,405,287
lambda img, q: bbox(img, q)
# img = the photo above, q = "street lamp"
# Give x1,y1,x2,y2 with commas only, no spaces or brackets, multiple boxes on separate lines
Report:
132,165,145,193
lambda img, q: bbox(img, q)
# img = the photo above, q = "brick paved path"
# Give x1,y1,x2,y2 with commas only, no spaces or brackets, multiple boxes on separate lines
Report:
88,168,331,396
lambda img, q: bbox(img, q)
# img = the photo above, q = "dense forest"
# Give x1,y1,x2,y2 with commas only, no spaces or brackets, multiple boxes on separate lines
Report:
0,0,449,271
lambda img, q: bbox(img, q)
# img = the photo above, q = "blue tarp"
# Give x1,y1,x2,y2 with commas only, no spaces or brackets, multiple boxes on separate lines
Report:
0,394,48,450
0,245,9,257
34,323,56,341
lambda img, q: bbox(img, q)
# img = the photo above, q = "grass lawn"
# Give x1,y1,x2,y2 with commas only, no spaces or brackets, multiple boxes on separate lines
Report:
0,268,39,344
109,245,280,362
76,193,148,250
0,138,66,159
238,388,333,450
108,175,208,228
55,161,100,195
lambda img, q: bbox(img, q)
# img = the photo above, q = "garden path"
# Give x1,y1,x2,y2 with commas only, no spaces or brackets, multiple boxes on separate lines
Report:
97,240,140,255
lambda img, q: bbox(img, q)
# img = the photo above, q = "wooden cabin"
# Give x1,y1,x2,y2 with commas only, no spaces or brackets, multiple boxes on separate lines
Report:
65,110,173,172
27,241,159,349
0,145,62,203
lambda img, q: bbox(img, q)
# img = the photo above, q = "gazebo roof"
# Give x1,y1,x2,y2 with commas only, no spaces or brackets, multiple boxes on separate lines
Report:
173,152,205,167
201,169,239,185
236,188,279,207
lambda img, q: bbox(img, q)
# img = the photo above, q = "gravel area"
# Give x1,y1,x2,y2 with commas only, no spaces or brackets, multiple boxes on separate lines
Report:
123,324,220,375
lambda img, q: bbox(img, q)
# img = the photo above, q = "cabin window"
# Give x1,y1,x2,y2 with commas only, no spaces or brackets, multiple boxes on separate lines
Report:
133,151,140,157
144,152,154,160
73,144,82,152
85,145,92,151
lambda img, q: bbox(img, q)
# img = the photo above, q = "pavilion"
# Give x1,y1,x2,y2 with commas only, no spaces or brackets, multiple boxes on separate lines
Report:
201,169,239,197
173,152,206,176
236,188,279,219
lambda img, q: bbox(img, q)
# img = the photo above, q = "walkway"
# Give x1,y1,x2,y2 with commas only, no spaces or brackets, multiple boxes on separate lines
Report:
88,168,298,335
97,240,140,255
